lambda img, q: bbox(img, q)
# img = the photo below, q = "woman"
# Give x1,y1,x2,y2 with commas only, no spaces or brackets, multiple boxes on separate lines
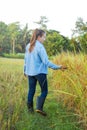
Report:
24,28,67,116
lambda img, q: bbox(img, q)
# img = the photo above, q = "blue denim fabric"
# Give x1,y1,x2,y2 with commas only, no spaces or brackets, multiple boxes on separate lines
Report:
24,40,61,76
27,74,48,104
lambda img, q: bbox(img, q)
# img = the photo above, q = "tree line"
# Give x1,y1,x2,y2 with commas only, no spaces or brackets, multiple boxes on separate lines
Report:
0,16,87,56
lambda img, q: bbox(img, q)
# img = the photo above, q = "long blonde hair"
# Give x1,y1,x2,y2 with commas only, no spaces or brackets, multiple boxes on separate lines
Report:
29,29,45,52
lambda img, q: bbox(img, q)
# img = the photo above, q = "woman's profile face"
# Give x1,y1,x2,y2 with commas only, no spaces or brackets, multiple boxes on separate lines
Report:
38,33,46,43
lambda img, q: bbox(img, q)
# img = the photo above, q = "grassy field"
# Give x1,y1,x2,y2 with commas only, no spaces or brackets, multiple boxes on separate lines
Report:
0,53,87,130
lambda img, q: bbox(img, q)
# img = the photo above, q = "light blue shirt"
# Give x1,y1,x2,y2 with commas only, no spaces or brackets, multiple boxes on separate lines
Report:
24,40,61,76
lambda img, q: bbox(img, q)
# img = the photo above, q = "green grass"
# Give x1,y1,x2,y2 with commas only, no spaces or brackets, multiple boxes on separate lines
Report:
0,56,85,130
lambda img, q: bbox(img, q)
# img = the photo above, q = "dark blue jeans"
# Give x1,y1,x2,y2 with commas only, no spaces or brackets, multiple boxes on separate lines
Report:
27,74,48,104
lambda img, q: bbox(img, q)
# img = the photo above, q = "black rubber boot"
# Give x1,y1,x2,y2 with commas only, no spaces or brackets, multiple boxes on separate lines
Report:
27,102,34,113
36,96,47,116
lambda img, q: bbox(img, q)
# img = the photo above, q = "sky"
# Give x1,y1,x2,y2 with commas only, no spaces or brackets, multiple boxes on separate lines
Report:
0,0,87,38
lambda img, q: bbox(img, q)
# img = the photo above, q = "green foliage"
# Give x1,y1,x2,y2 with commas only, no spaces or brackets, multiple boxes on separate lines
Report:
72,17,87,36
1,16,87,55
72,17,87,53
7,22,21,54
0,22,10,53
0,21,31,55
44,30,70,56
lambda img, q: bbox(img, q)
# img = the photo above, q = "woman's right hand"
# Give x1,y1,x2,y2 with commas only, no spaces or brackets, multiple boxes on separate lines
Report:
60,66,67,70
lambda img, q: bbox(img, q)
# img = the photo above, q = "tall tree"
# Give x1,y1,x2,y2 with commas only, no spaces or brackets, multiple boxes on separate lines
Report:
7,22,20,54
72,17,87,36
0,22,10,53
72,17,87,53
22,23,31,49
44,30,70,56
34,16,48,30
